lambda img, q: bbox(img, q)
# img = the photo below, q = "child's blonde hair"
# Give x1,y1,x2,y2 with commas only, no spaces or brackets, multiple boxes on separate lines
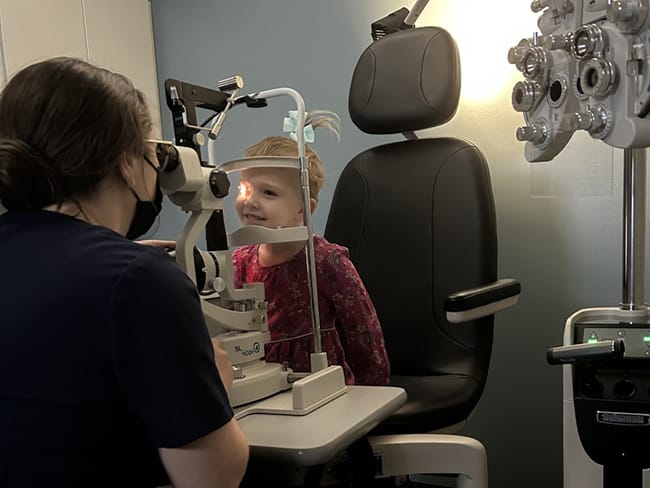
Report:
244,111,340,202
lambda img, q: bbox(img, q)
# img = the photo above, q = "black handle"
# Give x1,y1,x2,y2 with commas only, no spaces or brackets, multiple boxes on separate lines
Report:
546,338,625,365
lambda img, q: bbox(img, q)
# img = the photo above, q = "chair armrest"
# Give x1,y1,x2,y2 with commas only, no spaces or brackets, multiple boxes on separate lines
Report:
368,434,487,488
444,279,521,323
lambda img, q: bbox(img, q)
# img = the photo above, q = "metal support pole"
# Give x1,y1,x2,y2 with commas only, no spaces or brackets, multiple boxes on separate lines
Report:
620,148,647,310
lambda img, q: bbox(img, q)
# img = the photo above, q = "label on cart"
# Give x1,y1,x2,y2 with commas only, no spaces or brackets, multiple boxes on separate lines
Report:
597,410,650,426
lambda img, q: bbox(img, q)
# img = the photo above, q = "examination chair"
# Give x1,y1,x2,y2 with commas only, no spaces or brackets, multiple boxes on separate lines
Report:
324,25,521,488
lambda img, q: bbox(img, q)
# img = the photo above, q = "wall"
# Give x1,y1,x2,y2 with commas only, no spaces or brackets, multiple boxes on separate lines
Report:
150,1,634,487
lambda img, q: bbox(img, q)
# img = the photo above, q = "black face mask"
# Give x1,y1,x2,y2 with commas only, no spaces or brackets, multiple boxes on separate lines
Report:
126,156,163,240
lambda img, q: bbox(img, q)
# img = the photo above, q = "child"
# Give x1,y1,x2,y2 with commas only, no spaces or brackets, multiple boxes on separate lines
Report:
231,113,390,385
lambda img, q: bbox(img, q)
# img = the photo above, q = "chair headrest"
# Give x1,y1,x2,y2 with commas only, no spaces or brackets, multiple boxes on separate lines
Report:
349,26,461,134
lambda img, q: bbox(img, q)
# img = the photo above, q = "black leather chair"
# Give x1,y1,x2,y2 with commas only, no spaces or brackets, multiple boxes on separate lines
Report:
324,23,520,486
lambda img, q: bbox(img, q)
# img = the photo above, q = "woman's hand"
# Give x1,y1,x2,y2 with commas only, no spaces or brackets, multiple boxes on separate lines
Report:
211,336,234,393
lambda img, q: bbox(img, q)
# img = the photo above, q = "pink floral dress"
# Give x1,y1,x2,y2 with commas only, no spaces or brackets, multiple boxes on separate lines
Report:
232,235,390,385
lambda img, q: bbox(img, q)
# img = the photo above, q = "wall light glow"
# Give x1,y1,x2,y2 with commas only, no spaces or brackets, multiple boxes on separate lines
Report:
419,1,538,103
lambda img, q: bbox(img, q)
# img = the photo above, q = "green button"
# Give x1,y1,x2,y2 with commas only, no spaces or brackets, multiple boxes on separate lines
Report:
644,331,650,347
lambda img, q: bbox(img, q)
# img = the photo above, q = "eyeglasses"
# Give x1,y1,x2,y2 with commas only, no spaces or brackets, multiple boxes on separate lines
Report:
144,155,159,171
145,138,178,172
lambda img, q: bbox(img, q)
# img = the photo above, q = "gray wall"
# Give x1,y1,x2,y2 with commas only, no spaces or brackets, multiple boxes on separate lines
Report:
149,1,632,487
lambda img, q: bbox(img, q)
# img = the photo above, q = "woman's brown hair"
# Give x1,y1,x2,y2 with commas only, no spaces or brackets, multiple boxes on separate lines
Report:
0,56,152,210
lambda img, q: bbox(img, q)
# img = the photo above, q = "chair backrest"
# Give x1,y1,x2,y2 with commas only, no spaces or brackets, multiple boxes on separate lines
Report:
325,26,498,432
